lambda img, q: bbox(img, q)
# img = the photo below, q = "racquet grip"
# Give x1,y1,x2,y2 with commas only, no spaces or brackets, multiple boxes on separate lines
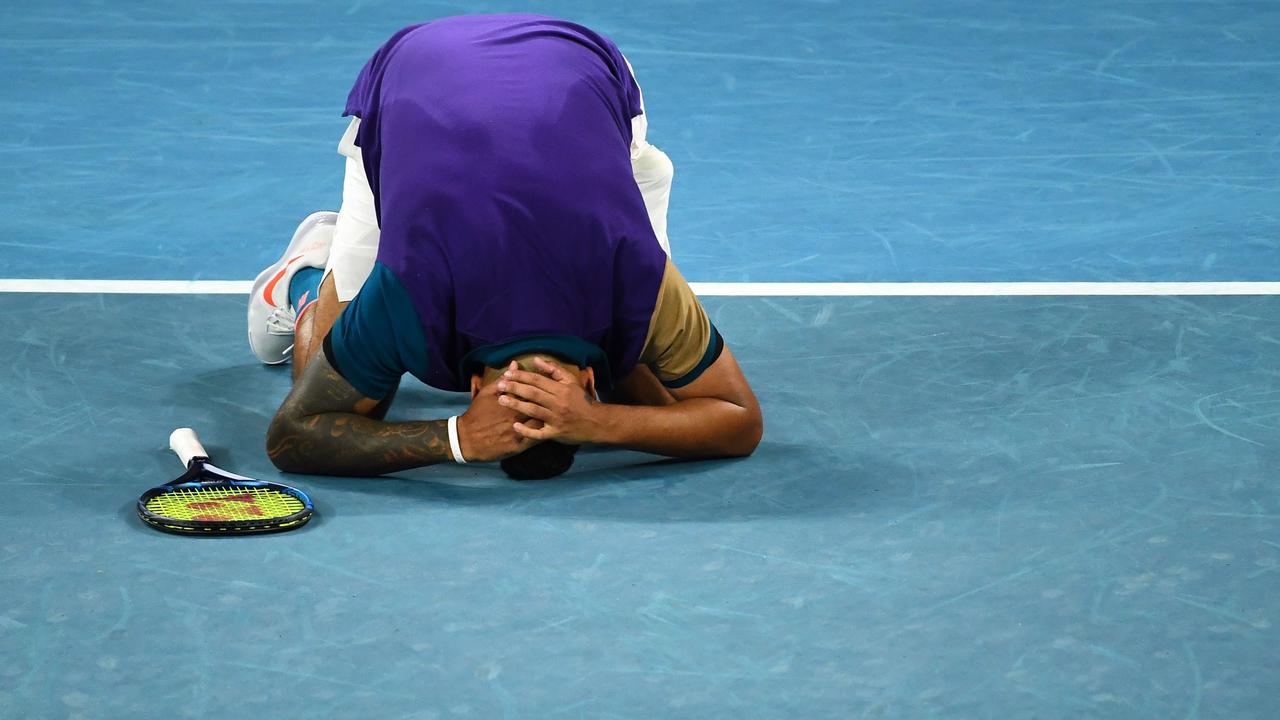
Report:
169,428,210,467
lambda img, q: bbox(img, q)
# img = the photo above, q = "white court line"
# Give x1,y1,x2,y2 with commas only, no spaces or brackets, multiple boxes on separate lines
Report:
0,279,1278,296
0,280,253,294
692,282,1280,296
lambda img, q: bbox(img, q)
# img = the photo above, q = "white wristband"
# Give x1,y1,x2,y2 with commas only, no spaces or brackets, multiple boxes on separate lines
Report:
447,415,467,464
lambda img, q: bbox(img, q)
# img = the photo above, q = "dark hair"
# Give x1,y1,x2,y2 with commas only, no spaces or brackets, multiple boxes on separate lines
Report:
501,441,580,480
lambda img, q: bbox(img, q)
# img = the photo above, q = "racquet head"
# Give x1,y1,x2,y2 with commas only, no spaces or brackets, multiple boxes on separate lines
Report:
137,428,314,536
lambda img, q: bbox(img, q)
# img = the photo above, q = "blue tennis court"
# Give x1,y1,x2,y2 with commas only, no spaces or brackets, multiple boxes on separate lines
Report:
2,1,1278,718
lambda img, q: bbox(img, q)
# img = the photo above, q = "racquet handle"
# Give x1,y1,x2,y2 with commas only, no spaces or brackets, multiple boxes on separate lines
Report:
169,428,210,467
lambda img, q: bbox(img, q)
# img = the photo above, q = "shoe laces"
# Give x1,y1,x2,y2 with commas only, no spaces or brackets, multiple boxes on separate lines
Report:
265,305,297,336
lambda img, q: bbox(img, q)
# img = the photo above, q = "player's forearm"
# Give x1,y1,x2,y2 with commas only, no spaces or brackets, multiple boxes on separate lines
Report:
591,398,762,458
267,352,450,476
267,412,451,476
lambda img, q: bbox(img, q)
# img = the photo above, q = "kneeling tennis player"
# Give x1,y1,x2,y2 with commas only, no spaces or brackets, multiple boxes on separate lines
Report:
251,15,762,478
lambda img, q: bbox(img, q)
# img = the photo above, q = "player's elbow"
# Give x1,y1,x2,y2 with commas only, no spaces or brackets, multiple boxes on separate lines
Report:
265,409,311,474
723,403,764,458
742,405,765,455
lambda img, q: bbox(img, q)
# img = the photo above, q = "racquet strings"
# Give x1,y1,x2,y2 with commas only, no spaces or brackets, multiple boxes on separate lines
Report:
145,485,305,522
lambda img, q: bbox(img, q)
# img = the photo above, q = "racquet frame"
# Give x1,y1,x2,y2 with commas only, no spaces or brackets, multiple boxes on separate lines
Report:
137,429,314,536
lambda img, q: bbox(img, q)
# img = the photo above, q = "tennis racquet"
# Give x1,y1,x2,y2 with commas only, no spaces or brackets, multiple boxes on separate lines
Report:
136,428,314,535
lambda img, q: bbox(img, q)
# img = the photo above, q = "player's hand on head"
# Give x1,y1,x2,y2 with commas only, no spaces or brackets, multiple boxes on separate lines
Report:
457,379,533,462
498,357,600,445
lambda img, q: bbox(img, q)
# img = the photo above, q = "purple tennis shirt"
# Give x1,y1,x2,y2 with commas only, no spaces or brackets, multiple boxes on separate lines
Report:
342,14,668,391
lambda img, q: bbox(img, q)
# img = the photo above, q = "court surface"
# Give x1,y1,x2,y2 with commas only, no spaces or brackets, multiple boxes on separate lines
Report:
2,1,1278,718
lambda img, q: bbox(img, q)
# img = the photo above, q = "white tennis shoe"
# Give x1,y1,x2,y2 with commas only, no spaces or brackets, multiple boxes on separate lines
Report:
247,211,337,365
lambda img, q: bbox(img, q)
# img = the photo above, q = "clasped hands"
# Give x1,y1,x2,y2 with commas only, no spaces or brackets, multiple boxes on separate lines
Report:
455,358,600,462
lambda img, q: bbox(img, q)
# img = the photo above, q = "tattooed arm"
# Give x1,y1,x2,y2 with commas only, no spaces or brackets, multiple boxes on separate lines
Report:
266,351,529,476
265,350,446,476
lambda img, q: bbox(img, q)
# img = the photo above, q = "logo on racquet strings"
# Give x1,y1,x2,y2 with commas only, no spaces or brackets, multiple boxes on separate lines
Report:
185,493,266,521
